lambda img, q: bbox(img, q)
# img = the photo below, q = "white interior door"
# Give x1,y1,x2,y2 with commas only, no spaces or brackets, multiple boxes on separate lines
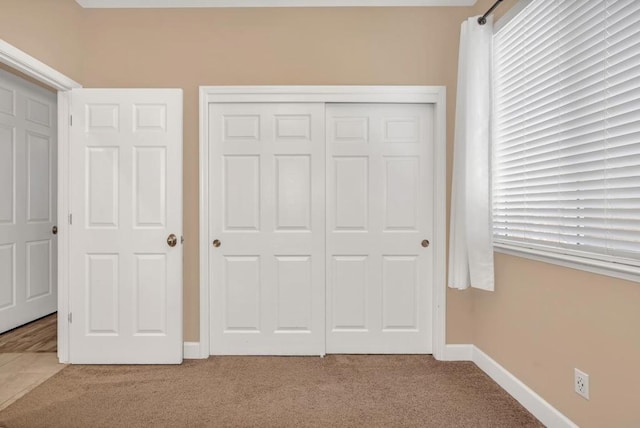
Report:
0,69,57,334
326,103,433,354
69,89,182,364
209,103,325,355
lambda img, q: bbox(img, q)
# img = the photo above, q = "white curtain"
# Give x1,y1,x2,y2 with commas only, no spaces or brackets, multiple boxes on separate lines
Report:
448,15,495,291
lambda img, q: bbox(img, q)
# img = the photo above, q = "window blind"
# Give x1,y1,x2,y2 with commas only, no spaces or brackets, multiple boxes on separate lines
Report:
492,0,640,267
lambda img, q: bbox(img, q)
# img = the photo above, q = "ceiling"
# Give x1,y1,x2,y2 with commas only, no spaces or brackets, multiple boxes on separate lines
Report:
75,0,477,8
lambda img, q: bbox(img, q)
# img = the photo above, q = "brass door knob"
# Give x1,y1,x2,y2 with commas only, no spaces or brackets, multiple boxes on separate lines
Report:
213,239,221,248
167,234,177,247
421,239,430,248
52,226,58,235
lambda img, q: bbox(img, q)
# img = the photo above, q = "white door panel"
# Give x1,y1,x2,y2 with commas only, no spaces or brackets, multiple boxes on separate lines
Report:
210,103,325,355
326,103,433,354
69,89,182,364
0,69,57,334
208,101,433,355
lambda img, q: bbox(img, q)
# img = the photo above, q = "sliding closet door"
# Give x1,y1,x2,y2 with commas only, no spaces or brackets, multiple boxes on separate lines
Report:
209,103,325,355
325,103,434,354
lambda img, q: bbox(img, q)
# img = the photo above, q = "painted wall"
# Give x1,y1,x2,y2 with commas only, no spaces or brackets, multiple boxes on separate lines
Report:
470,0,640,426
0,0,478,344
77,4,480,344
0,0,84,83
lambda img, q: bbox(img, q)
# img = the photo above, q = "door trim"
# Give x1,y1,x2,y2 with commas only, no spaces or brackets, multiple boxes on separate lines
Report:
0,39,82,363
199,86,447,359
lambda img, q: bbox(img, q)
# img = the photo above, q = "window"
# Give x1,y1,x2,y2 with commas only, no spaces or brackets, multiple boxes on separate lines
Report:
492,0,640,277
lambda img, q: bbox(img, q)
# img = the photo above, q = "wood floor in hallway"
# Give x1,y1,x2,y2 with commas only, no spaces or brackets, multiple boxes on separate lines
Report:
0,314,57,353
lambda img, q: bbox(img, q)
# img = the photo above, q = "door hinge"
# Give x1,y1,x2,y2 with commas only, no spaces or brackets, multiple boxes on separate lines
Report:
68,312,72,323
70,115,73,126
69,213,73,225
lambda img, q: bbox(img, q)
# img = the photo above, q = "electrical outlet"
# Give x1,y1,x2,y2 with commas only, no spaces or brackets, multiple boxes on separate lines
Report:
575,368,590,400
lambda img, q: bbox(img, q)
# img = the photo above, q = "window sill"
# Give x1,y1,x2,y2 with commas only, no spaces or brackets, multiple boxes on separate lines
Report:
493,242,640,284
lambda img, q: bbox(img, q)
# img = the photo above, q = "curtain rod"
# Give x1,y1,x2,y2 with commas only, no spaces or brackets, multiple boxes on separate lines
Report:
478,0,504,25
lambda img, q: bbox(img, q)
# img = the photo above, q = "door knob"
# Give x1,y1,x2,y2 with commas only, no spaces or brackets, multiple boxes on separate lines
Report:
212,239,221,248
167,234,177,247
421,239,430,248
52,226,58,235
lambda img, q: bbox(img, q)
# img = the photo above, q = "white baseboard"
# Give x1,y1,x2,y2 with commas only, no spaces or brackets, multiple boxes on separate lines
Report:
472,347,578,428
440,344,577,428
183,342,206,359
442,344,474,361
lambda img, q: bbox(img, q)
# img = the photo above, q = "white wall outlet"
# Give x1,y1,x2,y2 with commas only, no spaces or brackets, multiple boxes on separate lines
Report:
575,368,590,400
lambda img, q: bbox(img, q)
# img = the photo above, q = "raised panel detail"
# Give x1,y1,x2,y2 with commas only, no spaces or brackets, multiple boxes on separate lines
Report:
384,117,419,143
275,256,311,332
0,125,14,224
26,98,51,127
27,132,51,223
26,240,51,300
224,256,260,332
333,117,368,143
223,115,260,141
224,156,259,231
275,115,311,141
86,104,119,131
87,147,118,228
133,147,166,228
276,156,310,231
334,157,368,230
382,256,418,330
0,86,15,115
134,254,167,335
331,256,367,330
385,157,418,230
86,254,119,335
0,244,15,310
134,104,167,131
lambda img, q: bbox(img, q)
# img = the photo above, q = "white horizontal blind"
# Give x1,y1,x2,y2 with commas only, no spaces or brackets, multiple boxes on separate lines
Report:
493,0,640,267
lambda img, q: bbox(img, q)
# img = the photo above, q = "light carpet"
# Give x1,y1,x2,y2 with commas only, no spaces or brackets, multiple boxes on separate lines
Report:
0,355,542,427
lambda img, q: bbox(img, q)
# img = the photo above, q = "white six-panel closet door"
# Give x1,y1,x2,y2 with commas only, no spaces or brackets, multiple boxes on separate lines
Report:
208,101,434,355
325,103,434,354
209,103,326,355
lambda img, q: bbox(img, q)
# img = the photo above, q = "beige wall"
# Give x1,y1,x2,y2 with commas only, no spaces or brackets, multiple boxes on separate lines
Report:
474,254,640,427
0,0,478,344
2,1,639,425
0,0,84,83
78,5,480,344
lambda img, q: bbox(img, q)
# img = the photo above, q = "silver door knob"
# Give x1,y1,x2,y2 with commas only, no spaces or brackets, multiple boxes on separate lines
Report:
167,234,177,247
213,239,221,248
421,239,430,248
52,226,58,235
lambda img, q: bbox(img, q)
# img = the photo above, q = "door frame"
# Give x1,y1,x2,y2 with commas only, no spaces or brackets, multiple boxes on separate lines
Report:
0,39,82,363
199,85,448,359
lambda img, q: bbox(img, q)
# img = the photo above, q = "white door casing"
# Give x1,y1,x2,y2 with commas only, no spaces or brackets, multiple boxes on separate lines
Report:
209,103,325,355
0,69,57,334
326,103,433,353
69,89,183,364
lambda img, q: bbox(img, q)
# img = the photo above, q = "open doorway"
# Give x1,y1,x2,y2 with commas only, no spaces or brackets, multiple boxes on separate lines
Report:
0,40,82,365
0,64,64,411
0,65,58,352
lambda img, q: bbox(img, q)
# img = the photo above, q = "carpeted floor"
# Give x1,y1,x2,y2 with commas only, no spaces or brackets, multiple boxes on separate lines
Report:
0,355,542,428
